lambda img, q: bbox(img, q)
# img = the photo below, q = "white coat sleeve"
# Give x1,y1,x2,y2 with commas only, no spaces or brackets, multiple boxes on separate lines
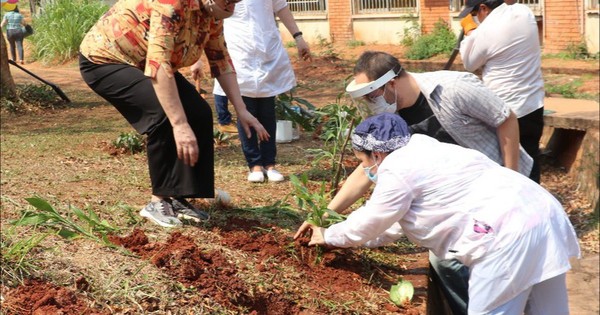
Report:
324,167,414,248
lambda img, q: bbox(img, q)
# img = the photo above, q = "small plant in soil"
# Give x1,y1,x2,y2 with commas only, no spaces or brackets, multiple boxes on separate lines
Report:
309,100,362,193
213,129,233,146
113,132,145,154
11,197,120,246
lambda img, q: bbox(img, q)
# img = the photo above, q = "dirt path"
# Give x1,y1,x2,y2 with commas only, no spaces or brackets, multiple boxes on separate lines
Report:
5,55,599,314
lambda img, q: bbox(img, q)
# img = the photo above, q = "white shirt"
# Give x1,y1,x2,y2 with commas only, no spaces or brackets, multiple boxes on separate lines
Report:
324,135,580,311
460,3,544,117
213,0,296,98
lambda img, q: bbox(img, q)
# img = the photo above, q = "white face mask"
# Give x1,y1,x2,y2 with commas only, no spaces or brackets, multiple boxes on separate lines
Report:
369,95,397,115
368,84,397,115
202,0,233,20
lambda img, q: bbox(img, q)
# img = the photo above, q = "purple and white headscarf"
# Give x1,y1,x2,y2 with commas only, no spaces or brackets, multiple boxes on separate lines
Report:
351,113,411,152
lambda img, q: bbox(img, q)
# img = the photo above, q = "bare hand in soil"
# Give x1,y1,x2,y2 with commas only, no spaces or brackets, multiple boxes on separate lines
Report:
294,221,326,246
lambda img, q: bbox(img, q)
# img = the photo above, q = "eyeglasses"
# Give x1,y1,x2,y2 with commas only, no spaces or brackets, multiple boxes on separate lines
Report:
362,87,384,103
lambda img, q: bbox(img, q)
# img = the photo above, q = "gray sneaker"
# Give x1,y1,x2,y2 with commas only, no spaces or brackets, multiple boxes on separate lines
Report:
170,198,210,222
139,200,182,228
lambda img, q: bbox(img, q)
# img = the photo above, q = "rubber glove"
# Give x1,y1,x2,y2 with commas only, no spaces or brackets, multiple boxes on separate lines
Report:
461,15,478,35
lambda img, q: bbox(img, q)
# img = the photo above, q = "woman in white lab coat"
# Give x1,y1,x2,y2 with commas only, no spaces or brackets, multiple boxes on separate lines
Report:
213,0,311,183
295,113,580,315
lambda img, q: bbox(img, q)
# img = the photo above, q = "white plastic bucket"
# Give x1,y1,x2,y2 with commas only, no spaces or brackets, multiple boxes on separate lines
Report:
276,120,293,143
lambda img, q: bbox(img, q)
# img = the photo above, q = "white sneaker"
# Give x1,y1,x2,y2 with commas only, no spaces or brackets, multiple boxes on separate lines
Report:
247,171,265,183
266,169,284,182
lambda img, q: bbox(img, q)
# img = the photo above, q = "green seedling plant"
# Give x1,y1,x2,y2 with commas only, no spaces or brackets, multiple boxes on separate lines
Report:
11,197,120,247
275,90,318,132
309,99,362,193
290,174,347,263
213,129,232,146
113,132,145,154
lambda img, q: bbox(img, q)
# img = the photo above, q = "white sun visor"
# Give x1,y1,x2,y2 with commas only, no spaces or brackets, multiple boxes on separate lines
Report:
346,70,396,99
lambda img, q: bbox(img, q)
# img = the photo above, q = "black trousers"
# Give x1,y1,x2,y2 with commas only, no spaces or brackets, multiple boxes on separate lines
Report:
519,107,544,183
79,54,214,198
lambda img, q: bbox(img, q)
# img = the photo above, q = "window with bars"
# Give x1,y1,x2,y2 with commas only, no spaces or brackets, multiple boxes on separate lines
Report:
450,0,542,14
287,0,327,14
352,0,418,14
587,0,599,10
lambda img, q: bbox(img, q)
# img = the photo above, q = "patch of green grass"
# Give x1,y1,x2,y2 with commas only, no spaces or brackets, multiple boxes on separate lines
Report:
285,41,297,48
0,226,49,286
544,42,600,60
346,40,365,48
545,80,583,98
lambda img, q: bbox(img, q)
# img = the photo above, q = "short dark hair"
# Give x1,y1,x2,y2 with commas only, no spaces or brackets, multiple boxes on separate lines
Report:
353,51,403,82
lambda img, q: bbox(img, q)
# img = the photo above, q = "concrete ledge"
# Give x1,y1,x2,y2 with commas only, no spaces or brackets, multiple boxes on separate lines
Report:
542,98,599,212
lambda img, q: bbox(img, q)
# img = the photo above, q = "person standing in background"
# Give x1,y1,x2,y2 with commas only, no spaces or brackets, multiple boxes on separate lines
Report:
212,0,311,183
459,0,545,183
1,6,26,64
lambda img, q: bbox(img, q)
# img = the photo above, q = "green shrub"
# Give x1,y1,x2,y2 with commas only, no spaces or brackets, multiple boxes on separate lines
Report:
113,132,145,154
399,19,420,47
30,0,109,63
404,20,456,60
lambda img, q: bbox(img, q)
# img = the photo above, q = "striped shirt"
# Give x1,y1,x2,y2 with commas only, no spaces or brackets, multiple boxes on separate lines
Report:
2,11,23,30
411,71,533,176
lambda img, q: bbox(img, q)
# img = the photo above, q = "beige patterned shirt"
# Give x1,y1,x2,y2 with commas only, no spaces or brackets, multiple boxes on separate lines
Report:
80,0,234,79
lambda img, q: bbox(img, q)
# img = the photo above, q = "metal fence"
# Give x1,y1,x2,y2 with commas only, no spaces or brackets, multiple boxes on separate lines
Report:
352,0,418,14
287,0,328,15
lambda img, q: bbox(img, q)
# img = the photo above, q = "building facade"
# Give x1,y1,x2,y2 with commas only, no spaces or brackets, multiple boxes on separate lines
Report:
280,0,600,54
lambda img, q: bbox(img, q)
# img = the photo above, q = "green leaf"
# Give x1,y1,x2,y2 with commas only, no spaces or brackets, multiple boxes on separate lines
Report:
57,228,79,239
72,207,92,225
389,279,414,306
10,212,53,226
25,197,56,213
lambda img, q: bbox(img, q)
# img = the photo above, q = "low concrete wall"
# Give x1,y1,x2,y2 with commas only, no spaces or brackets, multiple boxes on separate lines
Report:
541,102,600,212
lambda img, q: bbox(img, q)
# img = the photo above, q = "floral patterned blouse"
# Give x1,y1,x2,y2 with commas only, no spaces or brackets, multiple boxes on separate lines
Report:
80,0,234,79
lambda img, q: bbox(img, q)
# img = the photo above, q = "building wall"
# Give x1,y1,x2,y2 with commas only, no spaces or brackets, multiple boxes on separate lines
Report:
353,17,418,44
584,12,599,53
419,0,451,33
328,0,354,42
279,18,331,44
278,0,599,54
543,0,584,53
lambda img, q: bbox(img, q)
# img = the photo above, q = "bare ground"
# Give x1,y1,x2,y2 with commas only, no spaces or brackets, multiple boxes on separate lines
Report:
1,44,598,314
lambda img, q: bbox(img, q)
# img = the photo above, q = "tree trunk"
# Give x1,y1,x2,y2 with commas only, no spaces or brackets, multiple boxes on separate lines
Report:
1,31,18,100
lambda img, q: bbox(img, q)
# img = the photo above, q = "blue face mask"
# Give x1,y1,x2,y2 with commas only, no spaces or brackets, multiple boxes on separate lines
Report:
362,159,379,183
